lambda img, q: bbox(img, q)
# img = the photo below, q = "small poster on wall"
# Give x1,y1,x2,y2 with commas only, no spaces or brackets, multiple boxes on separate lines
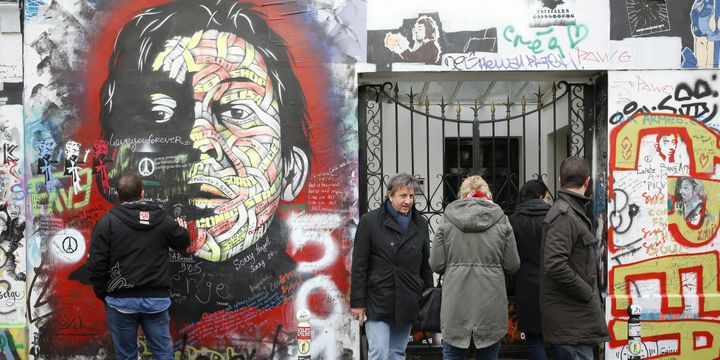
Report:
626,0,671,37
367,12,497,70
528,0,577,27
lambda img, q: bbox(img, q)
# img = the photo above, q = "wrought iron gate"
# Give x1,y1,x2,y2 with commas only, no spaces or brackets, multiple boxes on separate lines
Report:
357,77,606,357
358,80,600,229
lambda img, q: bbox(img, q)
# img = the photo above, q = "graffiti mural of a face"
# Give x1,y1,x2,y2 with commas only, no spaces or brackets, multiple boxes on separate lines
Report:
655,132,679,162
675,177,707,225
412,22,426,42
160,30,286,260
99,0,310,262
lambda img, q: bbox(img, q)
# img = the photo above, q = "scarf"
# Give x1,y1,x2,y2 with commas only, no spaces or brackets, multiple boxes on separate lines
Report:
467,191,492,202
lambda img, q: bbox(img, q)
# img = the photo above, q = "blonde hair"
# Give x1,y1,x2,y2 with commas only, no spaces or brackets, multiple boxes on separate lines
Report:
458,175,491,198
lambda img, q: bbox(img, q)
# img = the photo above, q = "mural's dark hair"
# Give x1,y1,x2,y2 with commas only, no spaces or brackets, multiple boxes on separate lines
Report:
99,0,311,164
416,16,438,41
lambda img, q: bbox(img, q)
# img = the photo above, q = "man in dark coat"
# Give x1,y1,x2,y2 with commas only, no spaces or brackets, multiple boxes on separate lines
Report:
540,157,609,360
87,172,190,360
509,180,552,360
351,173,433,360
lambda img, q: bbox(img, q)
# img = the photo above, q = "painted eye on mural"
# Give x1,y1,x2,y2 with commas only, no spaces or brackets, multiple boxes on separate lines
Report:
219,104,255,125
149,93,177,124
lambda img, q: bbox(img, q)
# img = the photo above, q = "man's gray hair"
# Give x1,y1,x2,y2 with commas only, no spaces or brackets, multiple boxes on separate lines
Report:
387,173,419,195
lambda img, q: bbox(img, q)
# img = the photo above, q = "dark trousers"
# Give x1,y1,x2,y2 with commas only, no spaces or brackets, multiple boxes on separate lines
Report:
105,304,174,360
551,344,594,360
442,340,499,360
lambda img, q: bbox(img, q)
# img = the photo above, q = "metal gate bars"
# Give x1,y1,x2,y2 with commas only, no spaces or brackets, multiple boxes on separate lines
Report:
358,80,597,233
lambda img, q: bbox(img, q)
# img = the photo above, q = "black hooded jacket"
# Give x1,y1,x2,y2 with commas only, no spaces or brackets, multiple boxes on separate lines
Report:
509,198,550,333
87,201,190,300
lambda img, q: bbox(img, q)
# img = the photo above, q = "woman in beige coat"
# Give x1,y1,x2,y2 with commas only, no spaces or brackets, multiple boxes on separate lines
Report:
430,176,520,360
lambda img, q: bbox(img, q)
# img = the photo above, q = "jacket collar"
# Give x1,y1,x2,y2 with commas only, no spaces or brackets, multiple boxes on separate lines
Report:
381,200,418,240
557,189,592,229
514,198,551,215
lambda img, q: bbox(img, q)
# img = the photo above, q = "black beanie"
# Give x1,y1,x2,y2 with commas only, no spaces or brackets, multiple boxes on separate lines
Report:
518,179,549,204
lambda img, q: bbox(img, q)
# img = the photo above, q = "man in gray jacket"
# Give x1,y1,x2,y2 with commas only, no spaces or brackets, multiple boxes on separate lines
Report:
540,157,609,360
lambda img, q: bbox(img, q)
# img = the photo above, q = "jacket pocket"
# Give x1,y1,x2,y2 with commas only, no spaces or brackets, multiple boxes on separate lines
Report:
368,267,393,288
575,231,597,286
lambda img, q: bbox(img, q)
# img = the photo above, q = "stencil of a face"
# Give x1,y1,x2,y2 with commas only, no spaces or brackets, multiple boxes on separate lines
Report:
152,30,282,261
412,23,426,42
657,134,678,161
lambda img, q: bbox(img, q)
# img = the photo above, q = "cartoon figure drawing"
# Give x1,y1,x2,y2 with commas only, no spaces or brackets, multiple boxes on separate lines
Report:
683,0,720,68
36,139,60,185
91,139,117,194
384,15,442,64
63,141,91,194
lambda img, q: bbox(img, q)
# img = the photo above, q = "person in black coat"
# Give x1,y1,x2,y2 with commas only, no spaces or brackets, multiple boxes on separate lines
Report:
509,180,553,360
87,172,191,359
351,173,433,360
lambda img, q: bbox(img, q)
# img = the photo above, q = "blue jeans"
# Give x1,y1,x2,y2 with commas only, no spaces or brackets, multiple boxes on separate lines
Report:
442,340,499,360
105,304,174,360
551,344,594,360
365,320,412,360
525,332,547,360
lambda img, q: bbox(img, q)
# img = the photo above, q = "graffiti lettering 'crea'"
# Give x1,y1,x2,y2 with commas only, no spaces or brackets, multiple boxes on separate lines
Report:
502,23,589,58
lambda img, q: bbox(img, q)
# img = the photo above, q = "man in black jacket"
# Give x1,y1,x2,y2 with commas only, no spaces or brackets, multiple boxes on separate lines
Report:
87,172,190,360
351,173,433,360
540,157,609,360
509,180,553,360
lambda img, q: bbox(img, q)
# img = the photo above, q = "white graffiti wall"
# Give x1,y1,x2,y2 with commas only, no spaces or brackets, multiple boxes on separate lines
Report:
607,70,720,359
365,0,715,71
0,104,24,326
